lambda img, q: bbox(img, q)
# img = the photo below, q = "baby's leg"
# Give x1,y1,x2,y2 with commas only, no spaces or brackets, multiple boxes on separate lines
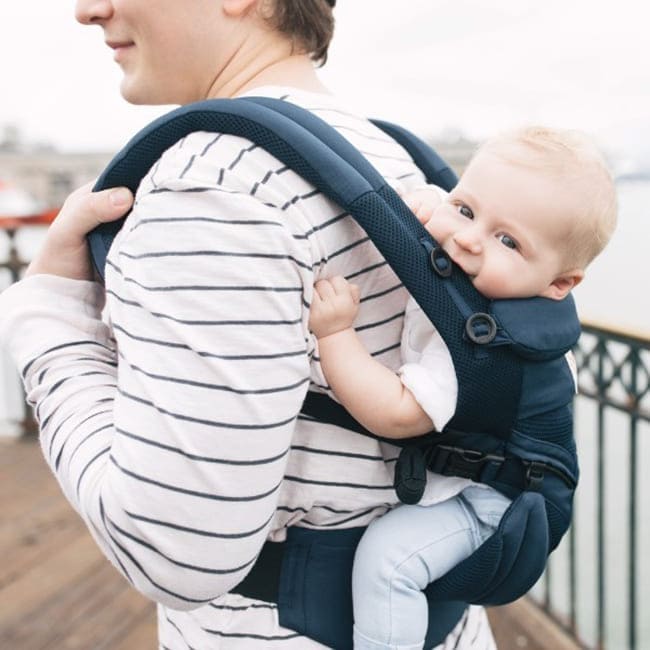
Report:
352,496,490,650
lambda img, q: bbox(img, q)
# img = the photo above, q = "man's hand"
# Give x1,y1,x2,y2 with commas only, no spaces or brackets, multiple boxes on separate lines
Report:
309,276,361,339
26,182,134,281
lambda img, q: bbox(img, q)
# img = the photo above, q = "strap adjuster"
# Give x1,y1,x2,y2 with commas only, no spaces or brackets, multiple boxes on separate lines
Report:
525,461,546,491
429,445,505,482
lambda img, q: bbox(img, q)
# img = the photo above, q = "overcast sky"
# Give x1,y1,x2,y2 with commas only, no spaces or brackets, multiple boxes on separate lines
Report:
1,1,648,160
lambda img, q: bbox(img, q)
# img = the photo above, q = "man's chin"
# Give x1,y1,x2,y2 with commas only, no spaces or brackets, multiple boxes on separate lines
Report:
119,78,169,106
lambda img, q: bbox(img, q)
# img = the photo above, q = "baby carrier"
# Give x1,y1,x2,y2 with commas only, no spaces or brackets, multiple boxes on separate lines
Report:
89,97,580,649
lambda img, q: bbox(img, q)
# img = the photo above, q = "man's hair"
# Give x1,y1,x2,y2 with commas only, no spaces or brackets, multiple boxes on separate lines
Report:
263,0,336,66
476,126,618,269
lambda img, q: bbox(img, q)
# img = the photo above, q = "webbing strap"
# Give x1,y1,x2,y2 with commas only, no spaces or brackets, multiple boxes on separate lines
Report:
89,96,521,434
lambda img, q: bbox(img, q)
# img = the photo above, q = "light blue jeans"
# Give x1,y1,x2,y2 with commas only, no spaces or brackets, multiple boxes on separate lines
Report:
352,485,511,650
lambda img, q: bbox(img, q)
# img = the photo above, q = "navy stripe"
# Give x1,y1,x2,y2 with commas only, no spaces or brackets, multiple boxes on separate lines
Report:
112,321,307,359
107,516,259,575
57,422,112,471
102,520,214,604
124,509,274,539
107,290,303,326
250,165,289,196
328,236,371,260
117,248,313,271
346,260,389,280
126,216,286,232
117,387,300,430
163,615,196,650
22,339,113,377
361,282,404,303
370,340,402,357
76,446,110,498
228,143,259,170
210,602,277,611
118,351,309,394
302,507,379,527
116,426,290,465
284,474,393,491
290,444,384,462
111,455,284,502
356,310,405,332
203,629,301,641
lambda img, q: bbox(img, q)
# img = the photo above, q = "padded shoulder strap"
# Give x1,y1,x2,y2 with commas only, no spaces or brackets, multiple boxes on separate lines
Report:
89,96,521,435
370,119,458,192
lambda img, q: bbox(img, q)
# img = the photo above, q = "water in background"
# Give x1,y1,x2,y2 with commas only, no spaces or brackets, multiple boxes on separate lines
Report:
573,179,650,337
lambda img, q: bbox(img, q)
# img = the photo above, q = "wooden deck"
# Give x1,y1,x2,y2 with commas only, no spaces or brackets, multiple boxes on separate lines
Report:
0,438,579,650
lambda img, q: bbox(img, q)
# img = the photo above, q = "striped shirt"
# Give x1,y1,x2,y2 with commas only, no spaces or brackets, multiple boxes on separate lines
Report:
0,87,495,649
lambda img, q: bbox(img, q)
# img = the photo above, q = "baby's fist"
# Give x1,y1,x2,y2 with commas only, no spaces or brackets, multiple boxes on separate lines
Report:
309,276,360,339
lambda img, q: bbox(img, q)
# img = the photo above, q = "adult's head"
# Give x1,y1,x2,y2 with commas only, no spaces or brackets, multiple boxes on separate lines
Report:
75,0,336,105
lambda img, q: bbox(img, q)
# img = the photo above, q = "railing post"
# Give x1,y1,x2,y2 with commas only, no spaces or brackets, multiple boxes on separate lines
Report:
596,337,605,650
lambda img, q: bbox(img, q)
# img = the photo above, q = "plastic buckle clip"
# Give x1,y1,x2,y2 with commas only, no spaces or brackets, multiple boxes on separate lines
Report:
525,461,546,491
439,446,504,482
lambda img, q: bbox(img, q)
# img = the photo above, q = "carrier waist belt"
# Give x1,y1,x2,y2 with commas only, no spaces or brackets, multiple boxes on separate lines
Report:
231,526,466,649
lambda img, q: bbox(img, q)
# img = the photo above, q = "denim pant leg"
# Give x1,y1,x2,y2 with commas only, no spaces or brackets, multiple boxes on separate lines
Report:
352,493,496,650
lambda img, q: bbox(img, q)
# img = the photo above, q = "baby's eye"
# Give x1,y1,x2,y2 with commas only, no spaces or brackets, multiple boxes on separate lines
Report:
498,234,518,250
457,204,474,219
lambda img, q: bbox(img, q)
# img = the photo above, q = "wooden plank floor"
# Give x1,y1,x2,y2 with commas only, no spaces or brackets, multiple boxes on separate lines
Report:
0,438,579,650
0,438,156,650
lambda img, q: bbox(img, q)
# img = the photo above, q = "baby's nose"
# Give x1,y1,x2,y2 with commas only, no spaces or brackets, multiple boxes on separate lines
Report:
452,230,482,254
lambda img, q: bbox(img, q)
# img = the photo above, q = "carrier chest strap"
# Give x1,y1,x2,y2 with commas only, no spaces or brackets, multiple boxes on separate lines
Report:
300,392,576,494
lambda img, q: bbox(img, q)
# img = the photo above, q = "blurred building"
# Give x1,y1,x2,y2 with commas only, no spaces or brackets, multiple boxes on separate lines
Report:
0,129,476,209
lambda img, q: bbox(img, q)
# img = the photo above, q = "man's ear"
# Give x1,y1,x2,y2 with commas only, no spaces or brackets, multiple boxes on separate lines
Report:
541,269,584,300
222,0,259,18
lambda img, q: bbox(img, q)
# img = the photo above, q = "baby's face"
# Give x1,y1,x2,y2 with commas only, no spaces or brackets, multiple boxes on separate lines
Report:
425,152,582,300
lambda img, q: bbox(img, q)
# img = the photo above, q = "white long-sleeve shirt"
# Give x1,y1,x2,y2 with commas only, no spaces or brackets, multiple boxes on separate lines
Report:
0,87,495,649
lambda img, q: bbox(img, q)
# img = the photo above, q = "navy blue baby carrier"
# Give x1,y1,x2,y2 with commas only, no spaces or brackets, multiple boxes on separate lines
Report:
89,97,580,649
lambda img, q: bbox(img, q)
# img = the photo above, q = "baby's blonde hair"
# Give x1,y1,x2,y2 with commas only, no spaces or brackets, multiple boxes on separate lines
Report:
475,126,617,269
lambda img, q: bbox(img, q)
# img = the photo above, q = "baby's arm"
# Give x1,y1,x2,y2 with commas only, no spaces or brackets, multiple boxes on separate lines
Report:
310,276,434,438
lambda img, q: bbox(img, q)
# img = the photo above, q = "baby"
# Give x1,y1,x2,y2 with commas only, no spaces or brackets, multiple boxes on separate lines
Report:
308,126,617,650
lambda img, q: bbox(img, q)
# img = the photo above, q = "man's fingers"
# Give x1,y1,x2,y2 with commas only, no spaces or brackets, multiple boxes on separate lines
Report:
57,185,134,236
349,283,361,304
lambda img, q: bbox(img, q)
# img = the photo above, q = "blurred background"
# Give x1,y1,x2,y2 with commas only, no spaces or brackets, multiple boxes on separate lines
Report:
0,2,648,649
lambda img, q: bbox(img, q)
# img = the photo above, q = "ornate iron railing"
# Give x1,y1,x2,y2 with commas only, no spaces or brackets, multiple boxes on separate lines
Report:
531,322,650,650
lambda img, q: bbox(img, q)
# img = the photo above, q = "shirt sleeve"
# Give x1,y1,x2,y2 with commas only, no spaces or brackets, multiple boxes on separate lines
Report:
398,300,458,431
0,135,314,610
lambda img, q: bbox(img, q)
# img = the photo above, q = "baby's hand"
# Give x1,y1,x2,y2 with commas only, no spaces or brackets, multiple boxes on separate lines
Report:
309,276,360,339
401,186,443,225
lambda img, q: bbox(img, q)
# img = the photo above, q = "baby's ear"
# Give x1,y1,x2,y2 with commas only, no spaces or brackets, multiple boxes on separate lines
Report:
542,269,584,300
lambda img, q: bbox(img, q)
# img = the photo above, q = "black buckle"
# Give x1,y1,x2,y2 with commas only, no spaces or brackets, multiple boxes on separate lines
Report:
524,461,546,491
433,445,505,482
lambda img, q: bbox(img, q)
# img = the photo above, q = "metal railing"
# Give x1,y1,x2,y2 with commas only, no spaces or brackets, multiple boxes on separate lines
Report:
531,322,650,650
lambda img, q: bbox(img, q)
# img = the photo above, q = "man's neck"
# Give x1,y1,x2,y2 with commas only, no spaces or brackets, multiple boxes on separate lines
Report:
205,39,329,100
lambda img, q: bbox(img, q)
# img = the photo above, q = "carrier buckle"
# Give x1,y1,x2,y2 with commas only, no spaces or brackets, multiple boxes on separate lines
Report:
524,461,546,491
436,445,505,482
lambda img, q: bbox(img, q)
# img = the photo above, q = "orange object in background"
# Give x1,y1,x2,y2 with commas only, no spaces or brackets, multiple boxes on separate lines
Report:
0,180,59,229
0,208,58,230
